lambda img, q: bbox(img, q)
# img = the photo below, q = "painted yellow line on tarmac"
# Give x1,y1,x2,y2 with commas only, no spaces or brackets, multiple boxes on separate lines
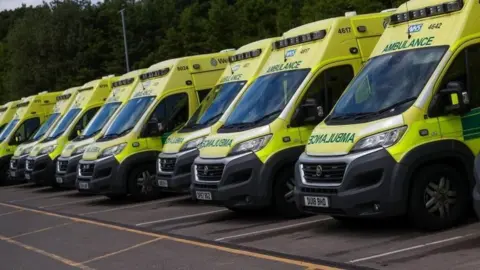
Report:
0,202,343,270
10,222,73,239
79,238,162,264
0,233,93,270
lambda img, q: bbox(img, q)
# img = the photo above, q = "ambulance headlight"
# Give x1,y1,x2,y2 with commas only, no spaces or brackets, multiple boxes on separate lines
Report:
351,126,407,152
99,143,127,158
39,144,57,155
229,134,272,156
180,137,206,152
72,145,87,156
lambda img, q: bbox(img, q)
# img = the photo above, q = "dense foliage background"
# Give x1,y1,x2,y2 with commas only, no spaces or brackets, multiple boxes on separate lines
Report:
0,0,403,103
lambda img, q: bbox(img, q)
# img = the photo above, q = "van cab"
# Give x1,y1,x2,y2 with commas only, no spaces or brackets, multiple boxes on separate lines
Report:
25,75,117,186
55,69,146,188
191,11,394,216
77,51,233,200
296,0,479,231
0,92,60,184
0,101,19,135
155,38,280,193
9,86,81,182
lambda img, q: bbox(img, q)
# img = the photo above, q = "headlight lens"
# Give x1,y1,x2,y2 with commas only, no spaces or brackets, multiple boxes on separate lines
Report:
351,126,407,152
99,143,127,158
72,145,87,156
180,137,206,152
21,146,33,156
39,145,57,155
229,134,272,156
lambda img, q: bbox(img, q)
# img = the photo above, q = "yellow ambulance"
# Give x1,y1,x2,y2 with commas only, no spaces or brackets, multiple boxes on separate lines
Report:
9,86,80,182
77,51,233,200
296,0,479,230
25,75,117,186
155,38,280,193
191,10,394,216
55,69,145,188
0,92,60,184
0,101,19,135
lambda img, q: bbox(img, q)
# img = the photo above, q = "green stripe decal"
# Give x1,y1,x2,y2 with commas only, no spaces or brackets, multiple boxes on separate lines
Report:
462,108,480,140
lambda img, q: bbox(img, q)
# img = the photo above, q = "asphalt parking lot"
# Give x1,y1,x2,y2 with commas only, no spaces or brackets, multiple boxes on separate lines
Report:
0,183,479,270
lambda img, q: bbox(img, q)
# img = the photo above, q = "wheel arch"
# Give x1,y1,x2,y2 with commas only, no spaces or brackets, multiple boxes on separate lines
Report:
400,139,475,204
118,151,159,192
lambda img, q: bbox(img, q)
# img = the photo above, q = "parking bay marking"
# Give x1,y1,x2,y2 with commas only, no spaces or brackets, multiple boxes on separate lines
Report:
348,233,475,263
8,191,77,203
0,202,344,270
136,209,230,226
215,217,333,242
39,197,102,209
79,195,190,216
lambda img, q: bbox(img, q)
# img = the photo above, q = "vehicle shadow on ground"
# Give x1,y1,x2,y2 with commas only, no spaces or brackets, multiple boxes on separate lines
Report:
82,193,182,207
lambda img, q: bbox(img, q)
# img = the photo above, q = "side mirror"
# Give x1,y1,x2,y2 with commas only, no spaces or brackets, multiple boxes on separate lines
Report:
144,119,162,137
15,134,22,143
291,98,324,127
430,81,470,117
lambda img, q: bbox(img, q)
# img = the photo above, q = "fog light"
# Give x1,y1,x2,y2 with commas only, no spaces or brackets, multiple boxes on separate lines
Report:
373,203,380,211
245,196,251,203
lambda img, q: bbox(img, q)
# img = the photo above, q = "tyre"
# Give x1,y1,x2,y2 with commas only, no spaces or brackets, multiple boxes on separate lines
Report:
0,163,9,185
408,164,470,231
273,167,304,218
127,164,160,201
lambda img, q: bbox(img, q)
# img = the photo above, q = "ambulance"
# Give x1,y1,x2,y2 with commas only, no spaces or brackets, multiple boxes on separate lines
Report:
25,75,117,186
77,51,233,200
0,92,60,184
155,38,280,193
9,86,80,182
191,10,394,217
0,101,19,135
296,0,478,230
55,69,145,188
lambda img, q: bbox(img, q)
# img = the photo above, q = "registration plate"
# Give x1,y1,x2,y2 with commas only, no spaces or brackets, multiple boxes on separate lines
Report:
10,171,15,177
25,174,30,180
196,191,212,201
304,196,329,208
78,182,89,190
157,180,168,188
56,177,63,184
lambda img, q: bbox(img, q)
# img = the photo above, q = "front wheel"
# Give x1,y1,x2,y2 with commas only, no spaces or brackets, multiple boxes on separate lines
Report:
408,164,470,231
127,165,161,201
273,168,304,218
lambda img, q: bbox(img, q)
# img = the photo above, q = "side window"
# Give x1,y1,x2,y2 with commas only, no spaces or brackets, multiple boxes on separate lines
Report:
10,117,40,145
148,93,189,134
302,65,354,113
69,107,99,140
439,44,480,108
197,89,211,103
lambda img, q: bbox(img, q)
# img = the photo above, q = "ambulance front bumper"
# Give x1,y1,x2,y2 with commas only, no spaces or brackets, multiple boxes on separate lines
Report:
155,149,198,192
8,155,27,182
25,155,56,185
294,148,408,218
55,155,83,188
76,156,123,195
190,152,270,209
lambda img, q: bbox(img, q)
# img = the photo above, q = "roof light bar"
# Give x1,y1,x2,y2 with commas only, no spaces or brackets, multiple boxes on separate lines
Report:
16,101,30,108
78,87,94,92
272,30,327,50
140,68,170,81
56,93,72,101
112,78,135,88
229,49,262,63
389,0,463,25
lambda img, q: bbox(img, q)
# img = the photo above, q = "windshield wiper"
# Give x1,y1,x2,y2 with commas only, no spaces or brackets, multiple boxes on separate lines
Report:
354,97,418,120
329,112,373,121
251,109,283,125
101,127,134,140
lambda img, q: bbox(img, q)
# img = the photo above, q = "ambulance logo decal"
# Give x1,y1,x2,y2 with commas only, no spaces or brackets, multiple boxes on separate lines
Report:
408,24,423,33
232,64,241,72
210,58,218,66
285,49,296,58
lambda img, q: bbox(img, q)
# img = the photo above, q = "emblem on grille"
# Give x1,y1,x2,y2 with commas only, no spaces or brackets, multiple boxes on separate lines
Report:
315,165,323,177
203,166,209,174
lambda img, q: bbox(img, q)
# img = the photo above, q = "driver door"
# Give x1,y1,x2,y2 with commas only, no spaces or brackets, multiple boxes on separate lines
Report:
295,61,359,143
